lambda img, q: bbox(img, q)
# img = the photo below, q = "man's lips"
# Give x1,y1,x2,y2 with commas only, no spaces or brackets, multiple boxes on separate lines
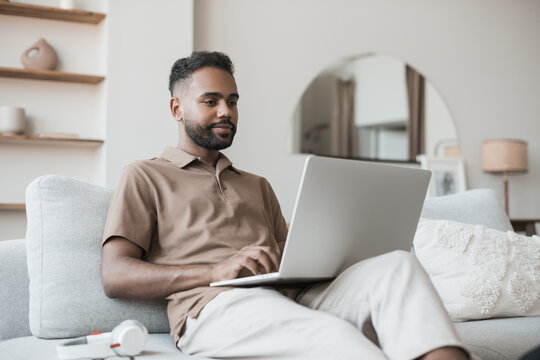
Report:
212,125,232,133
209,121,236,133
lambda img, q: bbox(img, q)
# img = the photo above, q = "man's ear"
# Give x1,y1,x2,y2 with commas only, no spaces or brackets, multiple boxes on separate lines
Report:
170,96,183,122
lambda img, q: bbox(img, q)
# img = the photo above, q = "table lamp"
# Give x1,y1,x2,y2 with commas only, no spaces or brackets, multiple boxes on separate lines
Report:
482,139,528,214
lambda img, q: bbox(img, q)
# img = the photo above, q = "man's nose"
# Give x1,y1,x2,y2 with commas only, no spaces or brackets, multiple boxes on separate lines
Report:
217,101,232,118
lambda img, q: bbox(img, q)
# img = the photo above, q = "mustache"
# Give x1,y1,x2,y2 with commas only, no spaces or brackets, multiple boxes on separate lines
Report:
208,119,236,131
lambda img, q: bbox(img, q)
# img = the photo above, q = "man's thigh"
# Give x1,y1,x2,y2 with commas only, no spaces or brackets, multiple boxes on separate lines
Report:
177,287,386,360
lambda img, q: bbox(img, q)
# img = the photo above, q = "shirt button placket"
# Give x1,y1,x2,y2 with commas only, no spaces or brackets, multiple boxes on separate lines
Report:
215,176,227,201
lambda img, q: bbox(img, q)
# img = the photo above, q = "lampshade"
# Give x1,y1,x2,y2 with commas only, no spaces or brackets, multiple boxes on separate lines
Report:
444,145,461,158
482,139,528,173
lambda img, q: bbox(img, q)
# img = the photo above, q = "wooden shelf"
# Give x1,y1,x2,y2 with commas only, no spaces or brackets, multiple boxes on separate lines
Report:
0,134,104,146
0,2,105,24
0,203,25,211
0,66,104,84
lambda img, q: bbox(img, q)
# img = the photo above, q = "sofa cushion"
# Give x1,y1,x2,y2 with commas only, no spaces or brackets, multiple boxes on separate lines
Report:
25,175,170,339
0,334,203,360
414,219,540,321
0,239,31,341
421,189,513,232
455,316,540,360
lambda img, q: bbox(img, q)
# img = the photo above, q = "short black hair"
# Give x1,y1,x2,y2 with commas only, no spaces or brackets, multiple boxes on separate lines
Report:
168,51,235,96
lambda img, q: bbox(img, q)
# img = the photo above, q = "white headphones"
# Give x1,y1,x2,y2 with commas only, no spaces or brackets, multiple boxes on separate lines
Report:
57,320,148,359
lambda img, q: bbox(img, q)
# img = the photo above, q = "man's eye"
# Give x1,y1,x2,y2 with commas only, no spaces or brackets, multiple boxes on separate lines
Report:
228,101,238,106
204,100,216,105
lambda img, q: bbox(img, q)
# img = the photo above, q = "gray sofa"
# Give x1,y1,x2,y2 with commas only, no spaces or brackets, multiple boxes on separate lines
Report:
0,175,538,360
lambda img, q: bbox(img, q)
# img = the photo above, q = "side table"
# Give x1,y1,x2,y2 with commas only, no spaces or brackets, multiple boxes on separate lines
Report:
510,218,540,237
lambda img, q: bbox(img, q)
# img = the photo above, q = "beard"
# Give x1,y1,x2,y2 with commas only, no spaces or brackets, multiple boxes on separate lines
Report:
184,118,237,151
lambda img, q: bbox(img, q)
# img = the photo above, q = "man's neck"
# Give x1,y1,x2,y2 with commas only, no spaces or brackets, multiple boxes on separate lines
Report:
176,142,220,167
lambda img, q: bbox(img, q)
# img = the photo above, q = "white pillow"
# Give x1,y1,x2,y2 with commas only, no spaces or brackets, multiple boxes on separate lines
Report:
414,218,540,322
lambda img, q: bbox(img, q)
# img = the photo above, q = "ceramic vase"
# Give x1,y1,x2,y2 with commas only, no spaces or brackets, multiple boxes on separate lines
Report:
0,106,26,135
21,38,58,71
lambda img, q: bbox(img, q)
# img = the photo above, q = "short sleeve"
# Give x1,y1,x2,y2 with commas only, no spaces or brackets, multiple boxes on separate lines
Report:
102,164,157,253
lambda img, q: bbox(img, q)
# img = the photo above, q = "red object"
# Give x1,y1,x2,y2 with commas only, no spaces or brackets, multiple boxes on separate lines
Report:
110,343,121,349
91,331,101,335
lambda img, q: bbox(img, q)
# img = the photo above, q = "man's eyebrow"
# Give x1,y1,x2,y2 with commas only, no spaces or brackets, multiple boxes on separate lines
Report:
199,92,240,99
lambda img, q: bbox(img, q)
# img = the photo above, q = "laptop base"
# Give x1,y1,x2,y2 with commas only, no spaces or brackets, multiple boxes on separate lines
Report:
210,273,333,287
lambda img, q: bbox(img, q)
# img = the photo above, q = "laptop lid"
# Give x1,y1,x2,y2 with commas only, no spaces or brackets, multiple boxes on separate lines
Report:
278,155,430,278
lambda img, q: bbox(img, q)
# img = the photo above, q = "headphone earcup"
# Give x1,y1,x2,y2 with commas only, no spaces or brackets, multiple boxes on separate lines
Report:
111,320,148,357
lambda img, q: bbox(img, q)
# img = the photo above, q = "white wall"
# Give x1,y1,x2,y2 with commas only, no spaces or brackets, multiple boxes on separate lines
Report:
0,0,193,240
105,0,193,186
194,0,540,221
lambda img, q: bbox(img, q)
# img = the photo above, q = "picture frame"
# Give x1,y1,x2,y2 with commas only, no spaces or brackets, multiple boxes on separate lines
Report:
416,155,467,197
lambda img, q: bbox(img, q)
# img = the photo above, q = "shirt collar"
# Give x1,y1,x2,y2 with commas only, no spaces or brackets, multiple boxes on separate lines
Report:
160,146,240,174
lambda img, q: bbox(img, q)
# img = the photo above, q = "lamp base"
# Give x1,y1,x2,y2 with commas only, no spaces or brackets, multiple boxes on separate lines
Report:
503,172,509,215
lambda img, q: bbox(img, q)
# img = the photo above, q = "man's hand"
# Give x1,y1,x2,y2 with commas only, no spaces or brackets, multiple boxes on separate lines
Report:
211,245,281,283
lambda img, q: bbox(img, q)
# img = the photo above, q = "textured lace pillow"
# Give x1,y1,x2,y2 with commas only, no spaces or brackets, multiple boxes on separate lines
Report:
413,218,540,321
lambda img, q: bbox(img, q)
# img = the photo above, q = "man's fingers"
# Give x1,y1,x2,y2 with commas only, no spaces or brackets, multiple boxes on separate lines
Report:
240,257,259,277
214,247,280,282
251,252,273,274
265,249,281,272
255,247,280,272
239,245,281,273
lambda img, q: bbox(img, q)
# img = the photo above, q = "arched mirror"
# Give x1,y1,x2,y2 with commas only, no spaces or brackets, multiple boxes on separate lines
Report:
292,54,460,162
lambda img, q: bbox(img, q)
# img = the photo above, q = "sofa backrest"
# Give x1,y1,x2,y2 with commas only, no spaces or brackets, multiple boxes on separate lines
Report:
421,188,513,232
25,175,170,339
0,238,31,341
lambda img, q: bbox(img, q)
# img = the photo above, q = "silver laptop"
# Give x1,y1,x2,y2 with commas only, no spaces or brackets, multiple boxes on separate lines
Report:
210,155,430,287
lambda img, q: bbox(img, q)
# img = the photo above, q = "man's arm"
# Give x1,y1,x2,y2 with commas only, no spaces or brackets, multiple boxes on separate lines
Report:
101,237,212,299
101,236,281,299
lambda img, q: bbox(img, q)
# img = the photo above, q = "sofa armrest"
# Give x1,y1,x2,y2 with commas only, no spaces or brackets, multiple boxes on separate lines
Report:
0,239,31,341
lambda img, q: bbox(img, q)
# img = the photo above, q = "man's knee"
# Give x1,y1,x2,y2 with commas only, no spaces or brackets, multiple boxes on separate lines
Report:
332,250,424,293
342,250,416,276
386,249,416,263
386,251,434,291
370,250,424,281
387,249,421,268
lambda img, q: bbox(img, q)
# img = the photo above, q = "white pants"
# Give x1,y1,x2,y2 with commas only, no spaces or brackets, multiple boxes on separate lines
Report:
177,251,467,359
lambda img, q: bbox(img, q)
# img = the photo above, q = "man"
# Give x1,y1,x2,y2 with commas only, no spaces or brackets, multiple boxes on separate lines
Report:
101,51,471,360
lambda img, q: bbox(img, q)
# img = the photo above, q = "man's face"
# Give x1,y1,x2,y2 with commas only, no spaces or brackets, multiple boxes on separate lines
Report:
177,67,239,151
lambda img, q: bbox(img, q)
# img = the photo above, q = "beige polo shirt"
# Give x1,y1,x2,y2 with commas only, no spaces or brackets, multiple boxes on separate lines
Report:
102,146,289,342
